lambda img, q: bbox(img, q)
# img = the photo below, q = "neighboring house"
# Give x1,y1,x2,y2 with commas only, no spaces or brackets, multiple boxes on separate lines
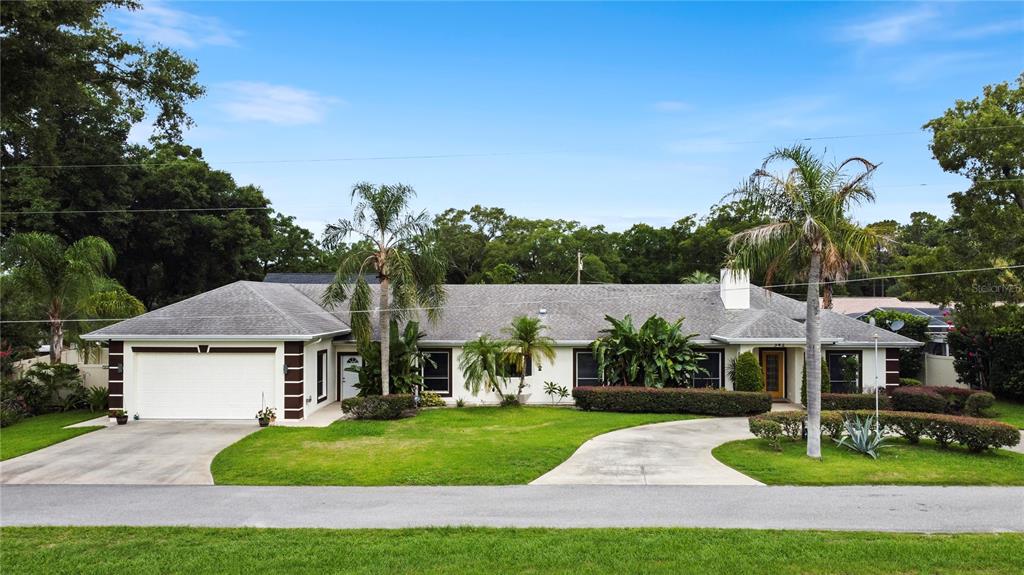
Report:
827,297,953,355
82,270,921,421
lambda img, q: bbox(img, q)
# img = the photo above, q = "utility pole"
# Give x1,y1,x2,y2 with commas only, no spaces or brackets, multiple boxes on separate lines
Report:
577,250,582,285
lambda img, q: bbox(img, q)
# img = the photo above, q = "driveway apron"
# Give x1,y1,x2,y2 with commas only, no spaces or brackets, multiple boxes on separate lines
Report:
0,420,257,485
531,417,761,485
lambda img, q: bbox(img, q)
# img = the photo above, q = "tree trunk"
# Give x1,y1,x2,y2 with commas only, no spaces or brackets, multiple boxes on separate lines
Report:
805,250,823,459
379,276,391,396
822,284,833,309
49,317,64,364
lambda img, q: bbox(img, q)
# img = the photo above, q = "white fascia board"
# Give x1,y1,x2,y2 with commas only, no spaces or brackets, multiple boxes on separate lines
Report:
835,340,926,348
81,329,350,342
709,336,843,345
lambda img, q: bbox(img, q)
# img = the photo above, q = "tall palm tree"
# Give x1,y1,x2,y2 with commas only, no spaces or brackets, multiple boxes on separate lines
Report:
502,315,557,396
321,183,447,395
2,232,145,363
728,145,879,459
458,334,507,397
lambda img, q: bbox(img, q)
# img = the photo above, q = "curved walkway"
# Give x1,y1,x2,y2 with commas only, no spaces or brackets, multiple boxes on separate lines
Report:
531,417,761,486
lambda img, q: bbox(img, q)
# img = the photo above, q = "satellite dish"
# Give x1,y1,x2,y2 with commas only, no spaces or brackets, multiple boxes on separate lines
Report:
890,319,905,332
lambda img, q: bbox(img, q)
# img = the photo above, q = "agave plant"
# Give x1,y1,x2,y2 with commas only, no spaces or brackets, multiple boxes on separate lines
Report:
834,415,889,459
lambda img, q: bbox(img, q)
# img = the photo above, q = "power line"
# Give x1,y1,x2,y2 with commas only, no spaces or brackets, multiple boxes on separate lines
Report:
2,125,1021,171
2,263,1020,325
4,178,1022,217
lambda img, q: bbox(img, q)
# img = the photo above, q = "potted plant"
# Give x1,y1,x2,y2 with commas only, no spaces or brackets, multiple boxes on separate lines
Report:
110,409,128,425
256,406,276,427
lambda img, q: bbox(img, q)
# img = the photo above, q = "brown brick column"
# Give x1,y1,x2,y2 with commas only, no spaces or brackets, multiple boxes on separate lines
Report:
284,341,304,419
107,341,124,410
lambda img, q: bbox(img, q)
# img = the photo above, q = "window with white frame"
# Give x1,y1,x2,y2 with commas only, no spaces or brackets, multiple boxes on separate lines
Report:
421,349,452,396
574,349,601,387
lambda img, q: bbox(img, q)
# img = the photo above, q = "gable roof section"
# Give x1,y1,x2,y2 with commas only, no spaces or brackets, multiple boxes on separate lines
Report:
82,281,350,340
85,281,920,347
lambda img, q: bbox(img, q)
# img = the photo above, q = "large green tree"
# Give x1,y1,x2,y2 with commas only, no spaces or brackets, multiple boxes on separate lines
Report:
1,0,203,240
1,232,144,363
321,183,447,395
729,145,879,459
902,75,1024,327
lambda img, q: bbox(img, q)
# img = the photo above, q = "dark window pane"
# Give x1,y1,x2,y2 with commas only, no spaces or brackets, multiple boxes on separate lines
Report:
576,352,598,381
423,351,449,379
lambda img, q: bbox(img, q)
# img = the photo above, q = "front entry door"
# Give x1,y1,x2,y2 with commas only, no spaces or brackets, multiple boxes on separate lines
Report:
760,350,786,400
337,353,362,401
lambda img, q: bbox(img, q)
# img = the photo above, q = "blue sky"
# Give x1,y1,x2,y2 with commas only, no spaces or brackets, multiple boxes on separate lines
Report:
113,1,1024,234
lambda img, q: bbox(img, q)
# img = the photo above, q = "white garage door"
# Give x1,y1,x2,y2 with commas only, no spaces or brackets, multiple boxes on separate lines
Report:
135,353,276,419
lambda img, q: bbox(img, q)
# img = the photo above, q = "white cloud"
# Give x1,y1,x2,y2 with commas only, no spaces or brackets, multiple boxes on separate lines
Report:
653,100,692,112
840,6,938,46
217,82,342,125
112,2,241,49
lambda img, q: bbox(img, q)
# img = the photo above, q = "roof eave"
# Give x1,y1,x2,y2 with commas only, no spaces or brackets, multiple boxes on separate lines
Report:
80,329,351,342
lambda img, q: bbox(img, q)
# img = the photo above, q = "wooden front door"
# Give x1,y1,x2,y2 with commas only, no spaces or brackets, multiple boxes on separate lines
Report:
760,350,786,399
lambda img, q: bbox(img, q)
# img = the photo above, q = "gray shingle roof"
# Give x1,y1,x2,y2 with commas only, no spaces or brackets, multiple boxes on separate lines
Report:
85,281,920,347
82,281,349,340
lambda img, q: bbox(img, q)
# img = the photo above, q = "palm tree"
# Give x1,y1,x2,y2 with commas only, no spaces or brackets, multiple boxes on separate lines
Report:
2,232,145,364
321,183,447,395
728,145,879,459
502,316,556,396
458,334,508,397
681,270,718,284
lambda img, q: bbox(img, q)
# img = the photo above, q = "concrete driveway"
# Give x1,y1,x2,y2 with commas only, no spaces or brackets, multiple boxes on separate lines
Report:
0,420,258,485
531,417,761,485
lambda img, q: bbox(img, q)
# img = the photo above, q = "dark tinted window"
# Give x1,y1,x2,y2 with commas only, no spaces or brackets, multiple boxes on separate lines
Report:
575,350,600,386
692,350,722,388
422,350,451,396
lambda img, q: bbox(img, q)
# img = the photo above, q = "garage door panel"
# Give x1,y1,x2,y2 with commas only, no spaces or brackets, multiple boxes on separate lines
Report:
135,353,275,420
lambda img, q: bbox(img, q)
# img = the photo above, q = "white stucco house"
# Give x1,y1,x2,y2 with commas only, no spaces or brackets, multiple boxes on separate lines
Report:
82,270,921,421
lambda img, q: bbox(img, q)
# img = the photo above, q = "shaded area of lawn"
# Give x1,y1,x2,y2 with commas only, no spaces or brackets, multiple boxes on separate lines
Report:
3,527,1022,575
988,399,1024,429
212,407,693,485
713,438,1024,486
1,411,104,461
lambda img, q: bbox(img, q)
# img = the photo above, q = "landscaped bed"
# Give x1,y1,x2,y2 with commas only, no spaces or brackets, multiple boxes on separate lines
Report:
713,437,1024,486
212,407,695,485
3,526,1022,575
0,411,104,461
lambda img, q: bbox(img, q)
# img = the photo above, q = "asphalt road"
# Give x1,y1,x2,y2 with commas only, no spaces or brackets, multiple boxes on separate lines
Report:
2,485,1022,533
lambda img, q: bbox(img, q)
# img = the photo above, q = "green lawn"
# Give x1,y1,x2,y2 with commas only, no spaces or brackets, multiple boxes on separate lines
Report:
0,411,104,461
988,399,1024,429
212,407,693,485
2,527,1022,575
713,438,1024,486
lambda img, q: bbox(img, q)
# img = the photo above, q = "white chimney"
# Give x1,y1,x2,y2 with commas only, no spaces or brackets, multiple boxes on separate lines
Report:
720,269,750,310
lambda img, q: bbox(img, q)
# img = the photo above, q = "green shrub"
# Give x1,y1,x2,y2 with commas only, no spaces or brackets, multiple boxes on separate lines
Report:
800,357,830,405
821,393,888,411
899,378,922,386
0,399,26,427
732,352,764,392
748,418,783,450
341,394,416,420
573,386,771,416
751,409,1019,452
964,391,995,416
418,391,446,408
889,387,947,413
86,386,109,413
455,398,466,408
500,394,521,407
949,325,1024,401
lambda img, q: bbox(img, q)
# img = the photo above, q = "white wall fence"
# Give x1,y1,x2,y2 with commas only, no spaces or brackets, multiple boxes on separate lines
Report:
12,348,109,390
922,352,962,388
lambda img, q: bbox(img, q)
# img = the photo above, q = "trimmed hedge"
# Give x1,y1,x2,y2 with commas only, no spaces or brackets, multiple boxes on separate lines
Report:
341,394,416,420
821,393,889,411
572,386,771,416
890,387,947,413
749,409,1020,452
889,386,995,416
